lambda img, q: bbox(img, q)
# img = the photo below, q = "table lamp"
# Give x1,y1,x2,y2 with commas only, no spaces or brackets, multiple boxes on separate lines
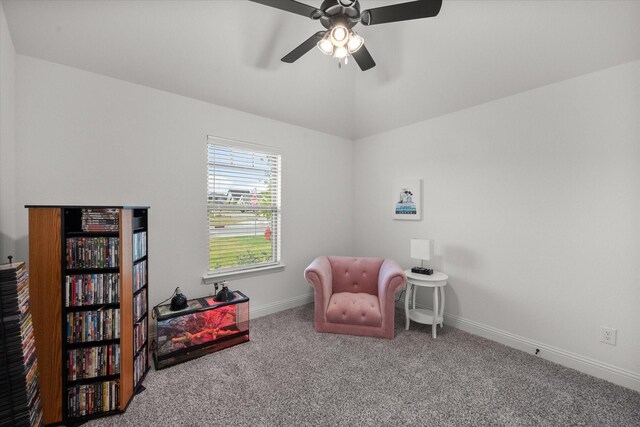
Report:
410,239,433,275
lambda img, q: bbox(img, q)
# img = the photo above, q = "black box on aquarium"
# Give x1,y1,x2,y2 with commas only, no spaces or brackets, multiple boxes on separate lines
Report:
152,291,249,370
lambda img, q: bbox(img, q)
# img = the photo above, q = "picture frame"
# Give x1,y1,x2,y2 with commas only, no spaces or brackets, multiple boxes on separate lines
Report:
393,179,422,220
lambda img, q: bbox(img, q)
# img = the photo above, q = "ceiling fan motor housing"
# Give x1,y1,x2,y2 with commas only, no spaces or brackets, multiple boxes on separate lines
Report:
319,0,361,29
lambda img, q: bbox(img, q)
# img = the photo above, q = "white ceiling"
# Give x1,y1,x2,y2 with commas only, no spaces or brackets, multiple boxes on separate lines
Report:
3,0,640,140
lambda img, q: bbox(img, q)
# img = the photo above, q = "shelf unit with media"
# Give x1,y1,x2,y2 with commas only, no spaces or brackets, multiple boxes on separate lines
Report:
26,205,149,425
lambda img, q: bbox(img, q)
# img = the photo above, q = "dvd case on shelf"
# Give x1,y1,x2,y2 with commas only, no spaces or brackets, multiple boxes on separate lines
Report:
133,289,147,323
65,273,120,307
132,231,147,261
81,208,119,232
66,237,119,269
0,261,44,427
66,309,120,343
133,260,147,293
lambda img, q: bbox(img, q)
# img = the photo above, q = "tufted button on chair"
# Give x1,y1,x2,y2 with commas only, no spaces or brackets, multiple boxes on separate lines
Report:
304,256,406,339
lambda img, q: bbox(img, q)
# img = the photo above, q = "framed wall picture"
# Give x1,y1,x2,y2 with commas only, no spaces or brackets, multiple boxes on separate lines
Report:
393,179,422,220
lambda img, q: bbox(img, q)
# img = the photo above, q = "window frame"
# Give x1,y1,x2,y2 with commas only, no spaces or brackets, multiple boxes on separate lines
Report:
203,136,283,282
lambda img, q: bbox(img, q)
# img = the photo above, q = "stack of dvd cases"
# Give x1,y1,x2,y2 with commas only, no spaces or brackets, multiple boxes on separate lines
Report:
0,261,44,427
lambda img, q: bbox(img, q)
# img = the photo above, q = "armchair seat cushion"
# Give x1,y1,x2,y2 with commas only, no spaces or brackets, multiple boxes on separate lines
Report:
326,292,382,327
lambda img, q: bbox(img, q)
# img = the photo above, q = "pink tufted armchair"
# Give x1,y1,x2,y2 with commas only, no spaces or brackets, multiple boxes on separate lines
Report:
304,256,407,339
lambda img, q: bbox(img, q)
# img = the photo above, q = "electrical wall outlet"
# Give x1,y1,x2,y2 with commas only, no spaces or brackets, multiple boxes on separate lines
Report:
600,326,617,346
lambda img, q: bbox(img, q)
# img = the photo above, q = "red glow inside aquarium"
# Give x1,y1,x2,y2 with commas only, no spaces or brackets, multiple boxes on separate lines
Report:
154,291,249,369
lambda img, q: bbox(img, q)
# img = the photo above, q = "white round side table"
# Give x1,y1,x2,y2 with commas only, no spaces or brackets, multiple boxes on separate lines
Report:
404,270,448,338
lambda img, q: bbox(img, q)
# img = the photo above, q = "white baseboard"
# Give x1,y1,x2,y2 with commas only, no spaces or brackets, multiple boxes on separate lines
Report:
250,293,314,319
443,311,640,393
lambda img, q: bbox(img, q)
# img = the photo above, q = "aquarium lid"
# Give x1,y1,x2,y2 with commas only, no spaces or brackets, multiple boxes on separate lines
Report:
153,291,249,321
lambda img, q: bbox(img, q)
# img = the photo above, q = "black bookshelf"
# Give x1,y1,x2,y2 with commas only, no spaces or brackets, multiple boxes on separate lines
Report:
62,209,116,421
132,208,149,393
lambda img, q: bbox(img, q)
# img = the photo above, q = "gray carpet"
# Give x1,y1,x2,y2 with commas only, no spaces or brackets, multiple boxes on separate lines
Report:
88,304,640,426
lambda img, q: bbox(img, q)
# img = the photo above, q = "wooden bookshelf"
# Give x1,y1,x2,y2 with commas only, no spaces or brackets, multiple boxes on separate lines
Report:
27,205,150,424
28,208,63,424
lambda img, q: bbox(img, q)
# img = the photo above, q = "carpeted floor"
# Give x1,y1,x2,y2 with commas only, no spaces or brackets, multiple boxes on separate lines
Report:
87,304,640,426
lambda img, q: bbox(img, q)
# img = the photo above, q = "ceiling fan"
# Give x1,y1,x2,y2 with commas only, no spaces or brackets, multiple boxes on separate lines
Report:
249,0,443,71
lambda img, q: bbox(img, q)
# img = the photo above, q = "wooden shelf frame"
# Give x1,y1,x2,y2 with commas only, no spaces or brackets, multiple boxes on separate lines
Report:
28,205,150,424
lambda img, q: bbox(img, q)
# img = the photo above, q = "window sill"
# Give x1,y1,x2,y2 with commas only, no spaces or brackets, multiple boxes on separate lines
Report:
202,264,286,284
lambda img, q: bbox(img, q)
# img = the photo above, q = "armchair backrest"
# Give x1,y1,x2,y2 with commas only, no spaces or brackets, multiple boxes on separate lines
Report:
328,256,384,296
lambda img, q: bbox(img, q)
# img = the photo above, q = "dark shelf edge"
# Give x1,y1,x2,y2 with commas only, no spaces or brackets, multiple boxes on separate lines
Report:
65,268,120,274
66,339,120,349
65,303,120,312
134,340,148,358
26,204,149,209
65,231,119,237
133,255,147,264
133,285,147,297
134,311,148,325
66,374,120,386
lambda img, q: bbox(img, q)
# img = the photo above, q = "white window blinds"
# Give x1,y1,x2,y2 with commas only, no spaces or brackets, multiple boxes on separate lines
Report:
207,136,281,273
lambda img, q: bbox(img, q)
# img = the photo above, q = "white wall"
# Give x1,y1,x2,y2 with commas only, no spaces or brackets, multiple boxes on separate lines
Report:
353,61,640,386
9,39,640,392
14,55,354,313
0,3,16,261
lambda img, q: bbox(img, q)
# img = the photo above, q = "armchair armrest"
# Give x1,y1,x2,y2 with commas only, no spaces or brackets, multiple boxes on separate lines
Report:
304,256,333,315
377,259,406,317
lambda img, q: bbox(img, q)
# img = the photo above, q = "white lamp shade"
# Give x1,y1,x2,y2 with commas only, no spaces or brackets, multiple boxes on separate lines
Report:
410,239,431,261
333,45,348,59
347,32,364,53
330,25,349,46
317,38,334,55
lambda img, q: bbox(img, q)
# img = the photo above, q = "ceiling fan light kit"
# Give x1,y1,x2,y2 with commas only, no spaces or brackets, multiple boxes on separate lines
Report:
317,26,364,62
249,0,443,71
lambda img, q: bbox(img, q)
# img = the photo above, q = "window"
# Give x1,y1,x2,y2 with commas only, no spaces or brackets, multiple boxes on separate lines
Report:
207,136,281,275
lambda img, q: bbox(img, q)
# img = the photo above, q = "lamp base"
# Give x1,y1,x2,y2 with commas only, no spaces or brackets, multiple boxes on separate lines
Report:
411,267,433,275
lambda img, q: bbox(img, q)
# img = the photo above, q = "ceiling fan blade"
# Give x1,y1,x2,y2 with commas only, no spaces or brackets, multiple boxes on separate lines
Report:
361,0,442,26
351,45,376,71
248,0,321,19
281,31,326,63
